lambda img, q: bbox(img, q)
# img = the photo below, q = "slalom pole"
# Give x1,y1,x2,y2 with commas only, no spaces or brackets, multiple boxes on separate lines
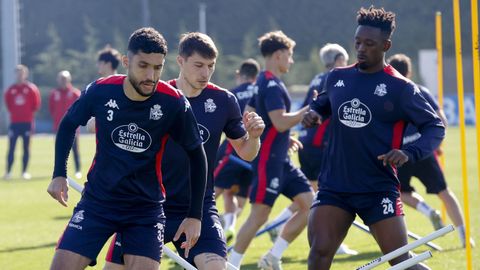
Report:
386,251,432,270
355,225,454,270
452,0,474,268
470,0,480,203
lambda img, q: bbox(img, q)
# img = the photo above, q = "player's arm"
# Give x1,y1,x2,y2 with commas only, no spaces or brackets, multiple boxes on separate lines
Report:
48,115,79,207
229,111,265,161
32,84,41,112
268,106,310,133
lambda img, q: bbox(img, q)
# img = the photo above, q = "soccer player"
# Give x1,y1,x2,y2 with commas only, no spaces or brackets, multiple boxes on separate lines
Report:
3,64,41,180
229,31,314,270
49,70,82,179
388,53,475,248
97,46,122,77
214,58,260,243
47,27,208,270
103,32,264,270
303,7,445,269
264,43,357,255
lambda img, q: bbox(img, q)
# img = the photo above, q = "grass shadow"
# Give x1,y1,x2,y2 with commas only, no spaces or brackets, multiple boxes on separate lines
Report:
0,242,56,253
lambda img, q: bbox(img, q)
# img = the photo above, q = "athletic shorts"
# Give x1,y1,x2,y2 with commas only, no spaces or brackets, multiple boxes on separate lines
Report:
397,154,447,194
250,158,312,207
58,202,165,266
8,122,32,138
106,205,226,266
312,189,404,226
298,146,324,181
214,154,253,198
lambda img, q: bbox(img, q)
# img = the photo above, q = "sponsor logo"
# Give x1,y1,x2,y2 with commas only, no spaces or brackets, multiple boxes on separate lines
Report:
236,89,255,100
197,124,210,144
105,99,119,109
204,98,217,113
111,123,152,153
334,80,345,87
150,104,163,120
71,210,84,223
68,223,83,230
267,80,278,88
14,95,26,105
338,98,372,128
310,77,323,88
374,83,387,96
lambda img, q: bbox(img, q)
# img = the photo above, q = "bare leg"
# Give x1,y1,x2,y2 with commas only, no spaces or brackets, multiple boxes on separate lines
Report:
308,205,354,270
194,252,226,270
279,192,313,242
50,249,91,270
124,254,159,270
233,203,271,253
438,188,464,227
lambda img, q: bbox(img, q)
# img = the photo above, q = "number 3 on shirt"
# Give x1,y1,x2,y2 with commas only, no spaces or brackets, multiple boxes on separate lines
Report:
107,110,114,121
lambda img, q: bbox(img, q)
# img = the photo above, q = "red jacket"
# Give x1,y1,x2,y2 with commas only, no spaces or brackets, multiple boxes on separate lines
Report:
49,86,81,131
4,82,41,123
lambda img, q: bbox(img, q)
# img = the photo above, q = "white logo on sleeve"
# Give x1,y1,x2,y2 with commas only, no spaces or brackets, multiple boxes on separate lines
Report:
266,177,280,194
381,197,394,215
267,80,278,88
334,80,345,87
150,104,163,120
204,98,217,113
374,83,387,96
105,99,119,109
338,98,372,128
111,123,152,153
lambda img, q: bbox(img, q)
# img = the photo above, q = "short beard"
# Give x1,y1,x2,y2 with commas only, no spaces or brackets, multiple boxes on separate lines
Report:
129,77,157,97
357,62,369,70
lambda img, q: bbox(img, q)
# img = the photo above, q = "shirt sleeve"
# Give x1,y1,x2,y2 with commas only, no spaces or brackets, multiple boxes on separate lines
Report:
302,75,324,107
224,93,247,140
31,84,41,112
310,73,332,119
418,85,439,111
168,96,203,151
400,83,445,162
63,82,96,126
263,84,287,112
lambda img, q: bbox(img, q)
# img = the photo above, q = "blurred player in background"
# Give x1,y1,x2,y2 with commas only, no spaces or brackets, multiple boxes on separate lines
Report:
49,70,82,179
3,64,41,180
388,53,474,248
214,58,260,245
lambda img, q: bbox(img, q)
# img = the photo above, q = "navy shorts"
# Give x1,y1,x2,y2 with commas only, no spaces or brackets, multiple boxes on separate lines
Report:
397,154,447,194
58,203,165,266
106,205,226,266
298,146,324,181
214,154,253,198
312,189,404,226
250,158,312,207
8,122,32,138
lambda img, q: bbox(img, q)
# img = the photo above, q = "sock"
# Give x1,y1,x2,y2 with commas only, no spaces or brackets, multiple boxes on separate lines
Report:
457,225,466,243
269,207,294,226
270,237,289,259
228,250,244,268
223,212,235,230
416,201,434,217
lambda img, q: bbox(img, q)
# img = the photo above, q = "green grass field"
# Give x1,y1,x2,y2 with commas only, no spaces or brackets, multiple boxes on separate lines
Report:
0,128,479,269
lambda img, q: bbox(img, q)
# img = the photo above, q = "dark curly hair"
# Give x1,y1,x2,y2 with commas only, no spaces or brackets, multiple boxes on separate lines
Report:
357,6,396,38
127,27,167,55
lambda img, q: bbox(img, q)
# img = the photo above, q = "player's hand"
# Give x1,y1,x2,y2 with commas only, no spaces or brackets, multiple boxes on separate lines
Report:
47,177,69,207
302,110,322,128
243,111,265,139
173,217,201,258
288,136,303,154
435,147,443,156
85,117,96,133
377,149,409,167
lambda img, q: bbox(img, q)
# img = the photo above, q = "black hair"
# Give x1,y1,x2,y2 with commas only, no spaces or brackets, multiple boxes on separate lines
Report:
97,47,121,70
258,31,296,57
127,27,167,55
387,54,411,77
178,32,218,59
357,6,396,38
238,58,260,79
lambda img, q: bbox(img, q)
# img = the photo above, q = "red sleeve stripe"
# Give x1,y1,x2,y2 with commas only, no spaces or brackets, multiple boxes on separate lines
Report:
155,135,170,197
156,81,181,98
96,75,125,85
312,118,330,147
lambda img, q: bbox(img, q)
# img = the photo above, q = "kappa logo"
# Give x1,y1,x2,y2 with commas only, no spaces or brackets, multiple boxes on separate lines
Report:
150,104,163,120
105,99,119,109
334,80,345,87
267,80,278,88
381,197,394,215
204,98,217,113
374,83,387,96
71,210,85,223
184,99,191,112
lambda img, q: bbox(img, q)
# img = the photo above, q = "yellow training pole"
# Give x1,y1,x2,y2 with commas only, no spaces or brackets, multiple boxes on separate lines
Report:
435,11,448,223
471,0,480,197
452,0,473,269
